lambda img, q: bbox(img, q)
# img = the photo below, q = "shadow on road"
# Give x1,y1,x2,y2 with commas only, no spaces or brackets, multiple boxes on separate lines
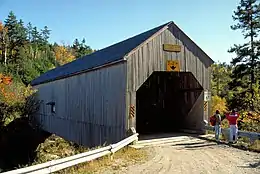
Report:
238,161,260,169
198,135,260,153
172,142,206,146
183,143,216,149
138,132,218,150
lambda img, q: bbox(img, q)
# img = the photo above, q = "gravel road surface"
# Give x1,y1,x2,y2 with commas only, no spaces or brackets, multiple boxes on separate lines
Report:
103,136,260,174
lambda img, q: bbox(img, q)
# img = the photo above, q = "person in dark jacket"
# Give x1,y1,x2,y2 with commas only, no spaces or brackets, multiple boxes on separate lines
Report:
214,110,222,142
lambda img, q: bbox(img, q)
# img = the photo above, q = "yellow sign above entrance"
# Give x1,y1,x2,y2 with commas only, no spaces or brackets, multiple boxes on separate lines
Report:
163,44,181,52
166,60,180,72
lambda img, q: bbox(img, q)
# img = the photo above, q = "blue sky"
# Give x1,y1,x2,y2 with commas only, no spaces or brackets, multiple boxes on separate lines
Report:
0,0,243,63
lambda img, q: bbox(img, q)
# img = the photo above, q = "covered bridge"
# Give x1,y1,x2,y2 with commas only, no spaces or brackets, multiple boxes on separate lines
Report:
31,21,214,147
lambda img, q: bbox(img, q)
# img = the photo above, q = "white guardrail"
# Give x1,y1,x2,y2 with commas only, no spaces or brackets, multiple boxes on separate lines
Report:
205,125,260,142
1,133,139,174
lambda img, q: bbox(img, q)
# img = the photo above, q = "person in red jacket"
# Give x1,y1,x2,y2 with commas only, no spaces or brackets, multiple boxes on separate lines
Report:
225,109,240,143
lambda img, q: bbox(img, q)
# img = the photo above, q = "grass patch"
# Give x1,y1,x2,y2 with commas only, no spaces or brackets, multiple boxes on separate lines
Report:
204,132,260,152
235,138,260,152
55,147,148,174
0,120,147,174
250,140,260,151
206,130,215,134
32,135,87,165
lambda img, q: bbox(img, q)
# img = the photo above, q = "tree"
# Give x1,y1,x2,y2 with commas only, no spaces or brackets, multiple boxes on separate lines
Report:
4,11,18,41
72,38,80,51
72,38,93,58
4,12,27,65
17,19,27,45
54,45,75,66
0,11,98,129
211,95,228,116
0,21,9,65
41,26,51,43
0,11,92,86
228,0,260,111
27,22,33,42
211,62,232,98
4,11,18,64
17,46,55,85
31,26,42,59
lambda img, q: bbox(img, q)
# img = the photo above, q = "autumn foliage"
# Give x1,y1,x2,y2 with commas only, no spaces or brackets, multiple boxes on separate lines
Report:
210,93,260,132
0,21,8,36
0,74,13,102
0,11,94,129
210,95,228,116
0,73,37,126
54,45,75,65
238,111,260,132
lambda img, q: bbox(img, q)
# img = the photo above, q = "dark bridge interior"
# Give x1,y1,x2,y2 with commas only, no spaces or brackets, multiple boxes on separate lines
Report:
136,72,203,134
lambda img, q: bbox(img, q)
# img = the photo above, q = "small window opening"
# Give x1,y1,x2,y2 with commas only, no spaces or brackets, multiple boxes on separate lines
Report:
46,102,55,113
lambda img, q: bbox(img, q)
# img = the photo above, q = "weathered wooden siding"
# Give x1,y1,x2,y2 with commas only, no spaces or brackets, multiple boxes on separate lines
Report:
126,23,211,131
34,62,127,147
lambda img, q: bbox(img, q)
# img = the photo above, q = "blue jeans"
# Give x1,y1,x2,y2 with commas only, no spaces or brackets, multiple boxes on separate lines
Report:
214,125,221,141
229,125,238,143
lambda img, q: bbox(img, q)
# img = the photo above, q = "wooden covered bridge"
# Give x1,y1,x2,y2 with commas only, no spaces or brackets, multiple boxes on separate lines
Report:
31,21,214,147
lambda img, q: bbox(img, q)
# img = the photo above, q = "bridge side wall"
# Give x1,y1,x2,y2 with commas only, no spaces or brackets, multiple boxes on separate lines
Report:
33,62,127,147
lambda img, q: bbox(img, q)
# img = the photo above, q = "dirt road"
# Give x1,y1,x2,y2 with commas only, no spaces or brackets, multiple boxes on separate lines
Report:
104,137,260,174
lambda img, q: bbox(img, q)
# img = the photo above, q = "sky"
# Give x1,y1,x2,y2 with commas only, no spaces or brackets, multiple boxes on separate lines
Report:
0,0,244,63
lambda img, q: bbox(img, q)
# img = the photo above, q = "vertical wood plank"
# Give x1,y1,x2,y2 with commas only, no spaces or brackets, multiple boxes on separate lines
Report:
34,62,127,147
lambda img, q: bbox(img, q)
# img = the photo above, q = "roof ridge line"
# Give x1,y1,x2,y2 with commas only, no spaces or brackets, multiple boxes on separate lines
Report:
124,21,173,59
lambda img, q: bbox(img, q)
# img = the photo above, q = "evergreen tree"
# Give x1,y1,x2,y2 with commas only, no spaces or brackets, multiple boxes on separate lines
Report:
27,22,33,42
228,0,260,111
0,11,93,86
4,11,18,63
72,38,93,58
80,38,93,56
31,27,40,43
16,19,27,45
40,26,51,58
4,11,18,43
4,12,27,64
72,38,80,50
41,26,51,44
31,26,41,59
